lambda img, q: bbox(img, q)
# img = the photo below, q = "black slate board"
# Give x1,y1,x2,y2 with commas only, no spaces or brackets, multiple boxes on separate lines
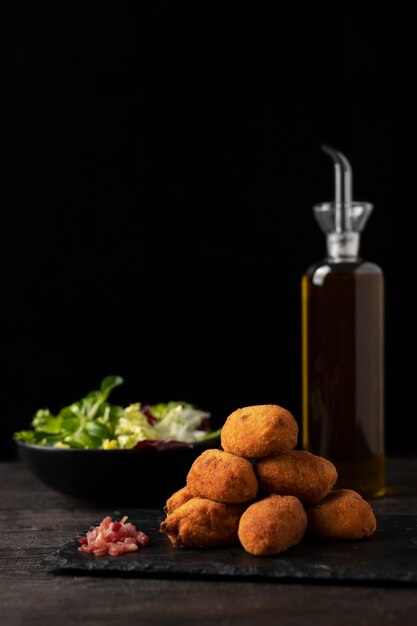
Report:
45,511,417,585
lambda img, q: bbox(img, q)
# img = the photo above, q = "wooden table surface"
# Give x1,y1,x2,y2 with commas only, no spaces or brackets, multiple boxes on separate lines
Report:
1,457,417,626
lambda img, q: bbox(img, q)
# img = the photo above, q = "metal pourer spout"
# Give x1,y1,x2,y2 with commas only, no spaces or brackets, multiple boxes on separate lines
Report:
321,144,353,233
313,145,374,261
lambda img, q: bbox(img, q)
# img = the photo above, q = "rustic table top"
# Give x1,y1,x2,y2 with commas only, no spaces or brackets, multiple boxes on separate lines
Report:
1,457,417,626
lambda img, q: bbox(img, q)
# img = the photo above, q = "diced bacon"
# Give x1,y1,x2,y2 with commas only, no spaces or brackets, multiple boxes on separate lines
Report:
93,548,108,557
108,543,125,556
101,516,112,530
77,515,150,557
78,544,90,553
124,542,138,553
136,531,150,547
123,536,137,546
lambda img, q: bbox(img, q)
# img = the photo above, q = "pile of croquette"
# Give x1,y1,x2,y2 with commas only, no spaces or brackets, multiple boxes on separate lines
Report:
159,404,377,556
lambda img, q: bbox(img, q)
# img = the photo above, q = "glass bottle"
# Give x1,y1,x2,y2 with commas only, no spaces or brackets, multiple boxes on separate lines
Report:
302,145,386,498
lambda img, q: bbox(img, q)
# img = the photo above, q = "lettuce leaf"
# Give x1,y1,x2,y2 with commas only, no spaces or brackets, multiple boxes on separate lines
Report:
14,377,219,449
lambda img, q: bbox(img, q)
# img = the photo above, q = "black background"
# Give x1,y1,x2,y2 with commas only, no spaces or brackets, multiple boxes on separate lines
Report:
3,4,412,458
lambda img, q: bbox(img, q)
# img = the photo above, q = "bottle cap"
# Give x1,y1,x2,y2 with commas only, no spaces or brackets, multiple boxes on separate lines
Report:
314,145,373,260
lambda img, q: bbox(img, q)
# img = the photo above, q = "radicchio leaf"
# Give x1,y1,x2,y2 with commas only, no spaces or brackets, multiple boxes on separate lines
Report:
141,404,158,425
133,439,193,451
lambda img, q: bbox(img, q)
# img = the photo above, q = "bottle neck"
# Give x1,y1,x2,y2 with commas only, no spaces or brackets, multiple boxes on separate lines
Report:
326,232,360,262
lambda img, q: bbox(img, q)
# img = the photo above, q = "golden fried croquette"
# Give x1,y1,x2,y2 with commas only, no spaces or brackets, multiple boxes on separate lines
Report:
238,494,307,556
160,497,245,548
164,485,193,514
186,449,258,504
255,450,337,505
220,404,298,458
306,489,377,540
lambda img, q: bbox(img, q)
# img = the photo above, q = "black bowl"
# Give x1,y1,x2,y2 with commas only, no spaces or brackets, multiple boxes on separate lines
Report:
16,437,221,508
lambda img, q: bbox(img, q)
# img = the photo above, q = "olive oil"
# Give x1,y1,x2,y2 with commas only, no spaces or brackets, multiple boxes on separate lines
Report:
302,262,385,497
302,146,386,498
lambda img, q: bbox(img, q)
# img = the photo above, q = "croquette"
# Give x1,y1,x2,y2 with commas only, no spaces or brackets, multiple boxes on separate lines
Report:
306,488,377,540
220,404,298,458
238,494,307,556
160,497,245,548
164,485,193,514
256,450,338,505
160,402,378,557
186,449,258,504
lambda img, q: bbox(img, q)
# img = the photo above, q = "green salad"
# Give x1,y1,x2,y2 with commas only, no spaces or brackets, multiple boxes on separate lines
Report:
14,376,220,450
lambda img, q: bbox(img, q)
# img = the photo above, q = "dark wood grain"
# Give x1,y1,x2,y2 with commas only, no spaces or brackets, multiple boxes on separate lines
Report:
1,457,417,626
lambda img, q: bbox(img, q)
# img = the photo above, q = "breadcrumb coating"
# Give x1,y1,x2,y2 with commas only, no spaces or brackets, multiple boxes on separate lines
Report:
220,404,298,458
306,489,377,540
256,450,338,505
186,449,258,504
160,497,245,548
164,485,193,514
238,494,307,555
